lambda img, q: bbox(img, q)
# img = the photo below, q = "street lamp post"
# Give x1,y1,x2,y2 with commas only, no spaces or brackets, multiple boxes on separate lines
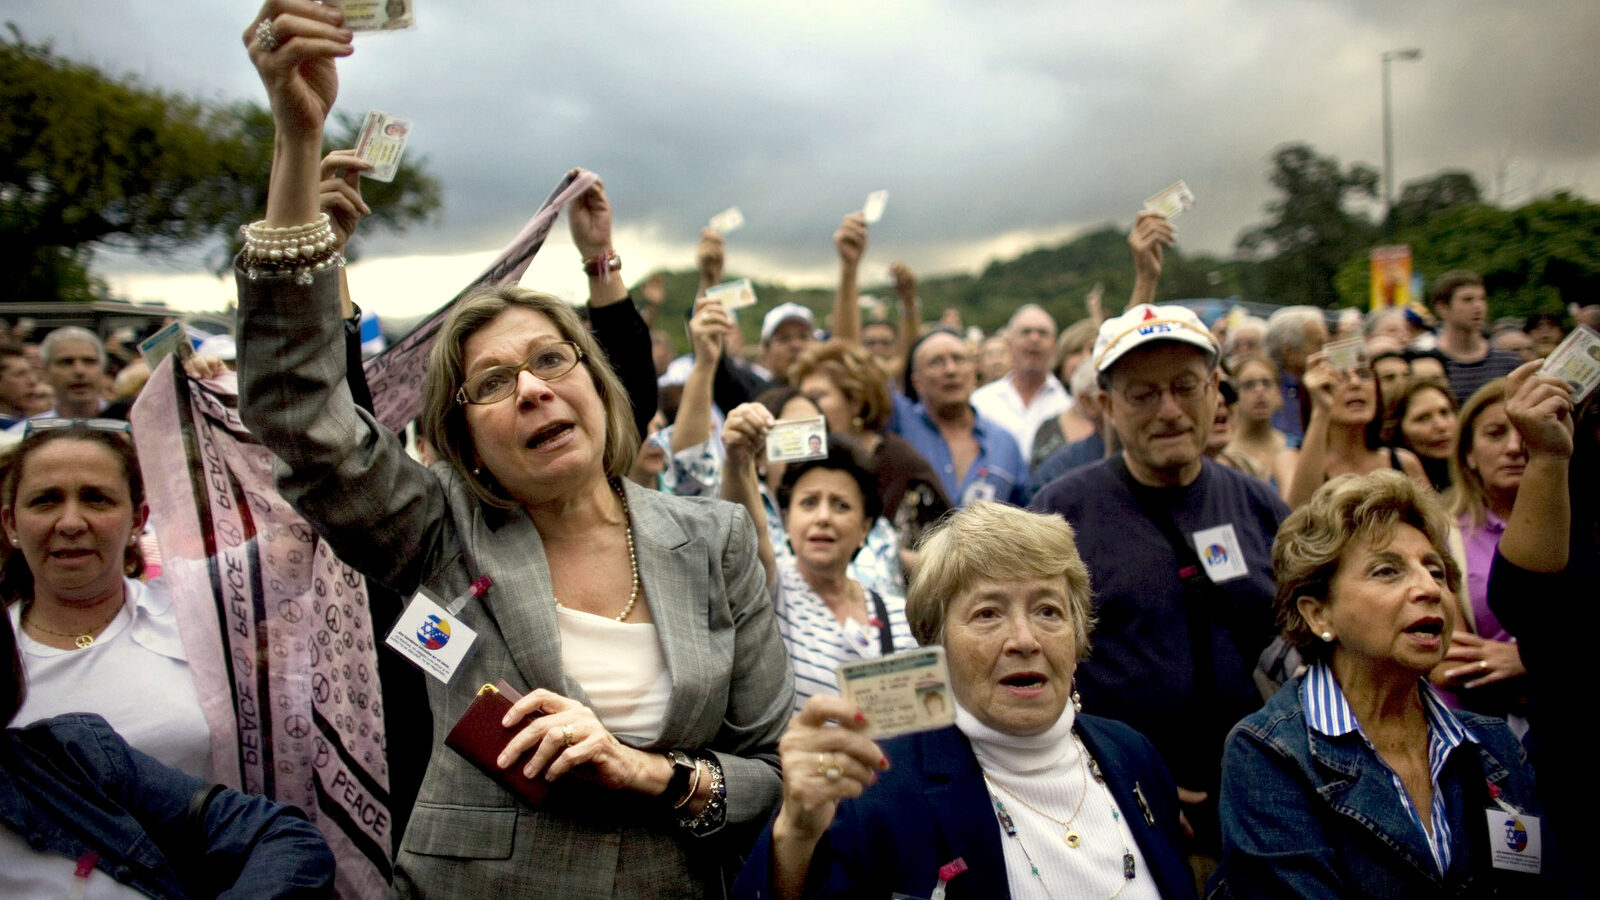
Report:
1381,47,1423,226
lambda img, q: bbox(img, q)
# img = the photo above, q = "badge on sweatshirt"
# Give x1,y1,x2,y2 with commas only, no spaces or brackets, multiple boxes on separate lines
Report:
1191,523,1248,583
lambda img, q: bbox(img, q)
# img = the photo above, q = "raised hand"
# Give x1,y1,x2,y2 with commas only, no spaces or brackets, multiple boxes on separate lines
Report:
721,402,775,471
318,150,372,251
689,296,731,365
244,0,352,141
1129,211,1175,282
697,228,726,289
1504,360,1575,460
890,261,917,302
568,173,615,261
834,213,868,267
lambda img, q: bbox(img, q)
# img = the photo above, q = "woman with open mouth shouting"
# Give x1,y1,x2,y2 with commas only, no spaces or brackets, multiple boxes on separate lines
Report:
1284,350,1429,510
734,502,1195,900
236,2,791,895
1213,470,1556,896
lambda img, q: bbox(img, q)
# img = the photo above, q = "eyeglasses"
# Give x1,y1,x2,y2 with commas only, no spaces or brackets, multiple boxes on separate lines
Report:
916,352,973,373
1237,377,1275,392
457,342,585,405
22,417,132,438
1118,376,1205,409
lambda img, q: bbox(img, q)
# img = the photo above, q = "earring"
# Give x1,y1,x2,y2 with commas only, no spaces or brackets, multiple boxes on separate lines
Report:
1320,631,1334,642
851,416,864,430
1071,690,1082,712
472,467,482,476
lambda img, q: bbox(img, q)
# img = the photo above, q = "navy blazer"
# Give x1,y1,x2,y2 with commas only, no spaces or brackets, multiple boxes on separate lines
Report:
734,714,1196,899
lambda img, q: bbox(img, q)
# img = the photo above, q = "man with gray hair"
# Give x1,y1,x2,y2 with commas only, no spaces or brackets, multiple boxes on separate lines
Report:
1263,306,1327,448
1222,315,1267,372
38,326,111,419
971,304,1070,454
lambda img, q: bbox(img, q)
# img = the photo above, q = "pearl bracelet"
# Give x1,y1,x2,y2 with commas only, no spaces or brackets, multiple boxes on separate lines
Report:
241,214,345,284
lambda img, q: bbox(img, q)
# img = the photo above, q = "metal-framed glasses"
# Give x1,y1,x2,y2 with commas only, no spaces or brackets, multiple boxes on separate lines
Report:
1119,376,1205,409
456,342,585,405
23,417,132,438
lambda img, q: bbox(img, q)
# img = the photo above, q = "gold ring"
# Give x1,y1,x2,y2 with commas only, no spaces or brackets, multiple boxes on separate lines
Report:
1479,659,1489,671
562,724,576,746
816,752,842,781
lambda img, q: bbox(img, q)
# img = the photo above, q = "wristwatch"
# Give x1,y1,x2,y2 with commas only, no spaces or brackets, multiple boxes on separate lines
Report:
582,250,622,278
663,749,697,805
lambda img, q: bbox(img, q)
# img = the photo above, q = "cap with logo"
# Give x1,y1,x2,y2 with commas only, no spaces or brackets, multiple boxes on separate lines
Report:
1093,304,1218,373
761,302,817,343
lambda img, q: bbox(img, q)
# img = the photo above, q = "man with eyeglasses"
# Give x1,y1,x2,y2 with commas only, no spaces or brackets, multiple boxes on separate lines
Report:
1030,303,1289,865
890,329,1026,506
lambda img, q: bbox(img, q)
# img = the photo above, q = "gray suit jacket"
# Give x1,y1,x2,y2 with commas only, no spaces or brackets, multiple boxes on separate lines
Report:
237,263,794,899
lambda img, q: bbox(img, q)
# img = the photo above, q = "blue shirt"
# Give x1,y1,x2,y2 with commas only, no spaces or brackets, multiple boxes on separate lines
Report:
1272,371,1303,449
891,396,1027,506
1302,662,1474,875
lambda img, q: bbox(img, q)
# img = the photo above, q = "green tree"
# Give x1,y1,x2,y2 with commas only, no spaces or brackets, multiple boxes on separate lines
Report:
1333,191,1600,317
1236,143,1379,308
0,29,440,302
1391,170,1481,232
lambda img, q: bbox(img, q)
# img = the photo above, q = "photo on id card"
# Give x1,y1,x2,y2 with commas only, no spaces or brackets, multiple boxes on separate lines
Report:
766,415,828,463
837,647,957,740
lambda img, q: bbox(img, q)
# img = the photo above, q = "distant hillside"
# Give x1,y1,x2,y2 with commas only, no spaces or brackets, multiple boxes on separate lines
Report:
639,223,1254,354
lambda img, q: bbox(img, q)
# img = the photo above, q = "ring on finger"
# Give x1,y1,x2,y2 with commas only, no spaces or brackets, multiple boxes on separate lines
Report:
1479,659,1488,671
562,724,577,747
816,752,842,781
255,19,280,52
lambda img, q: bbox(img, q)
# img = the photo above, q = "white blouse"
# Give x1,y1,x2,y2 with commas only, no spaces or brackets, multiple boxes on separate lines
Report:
556,605,673,744
11,578,212,780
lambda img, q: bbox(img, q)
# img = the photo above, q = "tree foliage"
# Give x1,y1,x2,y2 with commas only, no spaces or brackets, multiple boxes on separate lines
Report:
0,29,441,302
1235,143,1379,308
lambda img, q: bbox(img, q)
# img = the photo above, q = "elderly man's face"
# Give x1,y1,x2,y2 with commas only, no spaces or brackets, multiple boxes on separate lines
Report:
912,333,977,409
944,575,1077,736
1006,308,1056,377
1103,344,1217,486
44,338,105,413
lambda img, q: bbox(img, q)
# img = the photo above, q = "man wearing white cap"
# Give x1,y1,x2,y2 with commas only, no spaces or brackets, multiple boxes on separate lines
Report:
1030,303,1289,859
758,302,815,386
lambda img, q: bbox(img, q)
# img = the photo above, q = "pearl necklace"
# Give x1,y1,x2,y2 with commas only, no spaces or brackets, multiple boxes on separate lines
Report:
554,482,640,622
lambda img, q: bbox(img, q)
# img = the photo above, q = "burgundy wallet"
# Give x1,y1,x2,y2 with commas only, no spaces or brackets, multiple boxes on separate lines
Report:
444,679,551,809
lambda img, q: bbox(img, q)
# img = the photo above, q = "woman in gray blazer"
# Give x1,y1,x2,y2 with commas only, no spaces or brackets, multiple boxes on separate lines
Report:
235,3,793,896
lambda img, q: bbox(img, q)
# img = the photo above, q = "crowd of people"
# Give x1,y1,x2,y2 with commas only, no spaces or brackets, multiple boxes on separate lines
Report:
2,1,1598,897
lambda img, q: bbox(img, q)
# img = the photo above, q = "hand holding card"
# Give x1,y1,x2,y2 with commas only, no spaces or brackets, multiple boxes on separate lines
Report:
766,415,828,463
1539,323,1600,403
354,110,412,183
837,647,957,739
1144,180,1196,219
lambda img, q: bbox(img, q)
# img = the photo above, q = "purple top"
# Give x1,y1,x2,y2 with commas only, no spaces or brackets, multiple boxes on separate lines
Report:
1459,510,1510,642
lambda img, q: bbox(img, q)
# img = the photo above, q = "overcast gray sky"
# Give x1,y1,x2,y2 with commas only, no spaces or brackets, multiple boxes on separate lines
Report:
7,0,1598,317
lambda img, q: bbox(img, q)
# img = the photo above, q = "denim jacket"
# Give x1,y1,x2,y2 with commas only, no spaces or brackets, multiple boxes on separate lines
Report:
1212,674,1558,898
0,714,334,899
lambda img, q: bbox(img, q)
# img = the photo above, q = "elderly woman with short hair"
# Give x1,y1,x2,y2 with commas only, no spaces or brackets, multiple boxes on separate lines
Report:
734,502,1195,900
236,4,791,895
1214,470,1555,897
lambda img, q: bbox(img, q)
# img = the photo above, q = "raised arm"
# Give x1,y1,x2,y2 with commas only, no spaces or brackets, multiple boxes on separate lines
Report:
1283,353,1335,509
831,212,868,346
887,261,921,382
571,176,657,435
1126,211,1174,312
1499,361,1575,573
697,227,726,295
720,402,778,587
671,295,730,453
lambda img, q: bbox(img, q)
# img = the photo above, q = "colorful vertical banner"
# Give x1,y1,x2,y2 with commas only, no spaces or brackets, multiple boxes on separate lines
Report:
1369,244,1413,311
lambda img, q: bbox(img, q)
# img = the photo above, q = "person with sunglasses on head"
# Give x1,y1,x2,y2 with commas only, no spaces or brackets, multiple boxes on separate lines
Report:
1031,304,1290,872
233,4,791,896
1285,349,1429,510
1,420,213,781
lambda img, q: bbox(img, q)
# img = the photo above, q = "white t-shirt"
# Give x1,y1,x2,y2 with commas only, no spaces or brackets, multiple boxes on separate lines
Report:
11,578,213,780
970,373,1072,458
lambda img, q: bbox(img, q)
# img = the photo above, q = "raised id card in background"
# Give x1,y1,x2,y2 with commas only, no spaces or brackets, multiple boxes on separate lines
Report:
766,415,827,463
328,0,416,32
1540,323,1600,404
704,277,758,310
385,589,478,684
1322,337,1369,372
354,111,411,183
863,189,889,224
837,647,957,740
1144,180,1196,219
709,206,745,235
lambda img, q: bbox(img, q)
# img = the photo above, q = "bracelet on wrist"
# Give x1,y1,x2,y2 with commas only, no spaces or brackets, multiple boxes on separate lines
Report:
582,249,622,284
240,213,344,284
677,754,726,834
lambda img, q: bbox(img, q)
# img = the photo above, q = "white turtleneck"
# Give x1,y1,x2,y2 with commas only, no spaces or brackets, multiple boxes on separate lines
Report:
956,703,1159,900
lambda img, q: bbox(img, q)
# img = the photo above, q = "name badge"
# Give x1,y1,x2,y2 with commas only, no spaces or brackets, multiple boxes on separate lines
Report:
962,481,997,505
1191,523,1249,583
384,590,479,684
1485,809,1542,873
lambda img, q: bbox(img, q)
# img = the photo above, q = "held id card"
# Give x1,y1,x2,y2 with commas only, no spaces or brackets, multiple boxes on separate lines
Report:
385,586,480,684
326,0,416,32
837,647,957,740
1539,323,1600,404
709,206,745,235
1322,336,1369,372
704,277,758,311
138,321,195,369
766,414,827,463
1143,180,1196,219
354,110,412,183
863,189,889,224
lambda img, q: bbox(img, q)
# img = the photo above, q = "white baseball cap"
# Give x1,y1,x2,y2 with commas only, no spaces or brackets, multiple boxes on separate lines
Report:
761,302,816,343
1093,304,1218,373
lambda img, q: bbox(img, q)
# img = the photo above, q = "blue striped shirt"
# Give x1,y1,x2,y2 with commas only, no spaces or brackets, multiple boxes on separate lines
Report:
1301,662,1476,875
